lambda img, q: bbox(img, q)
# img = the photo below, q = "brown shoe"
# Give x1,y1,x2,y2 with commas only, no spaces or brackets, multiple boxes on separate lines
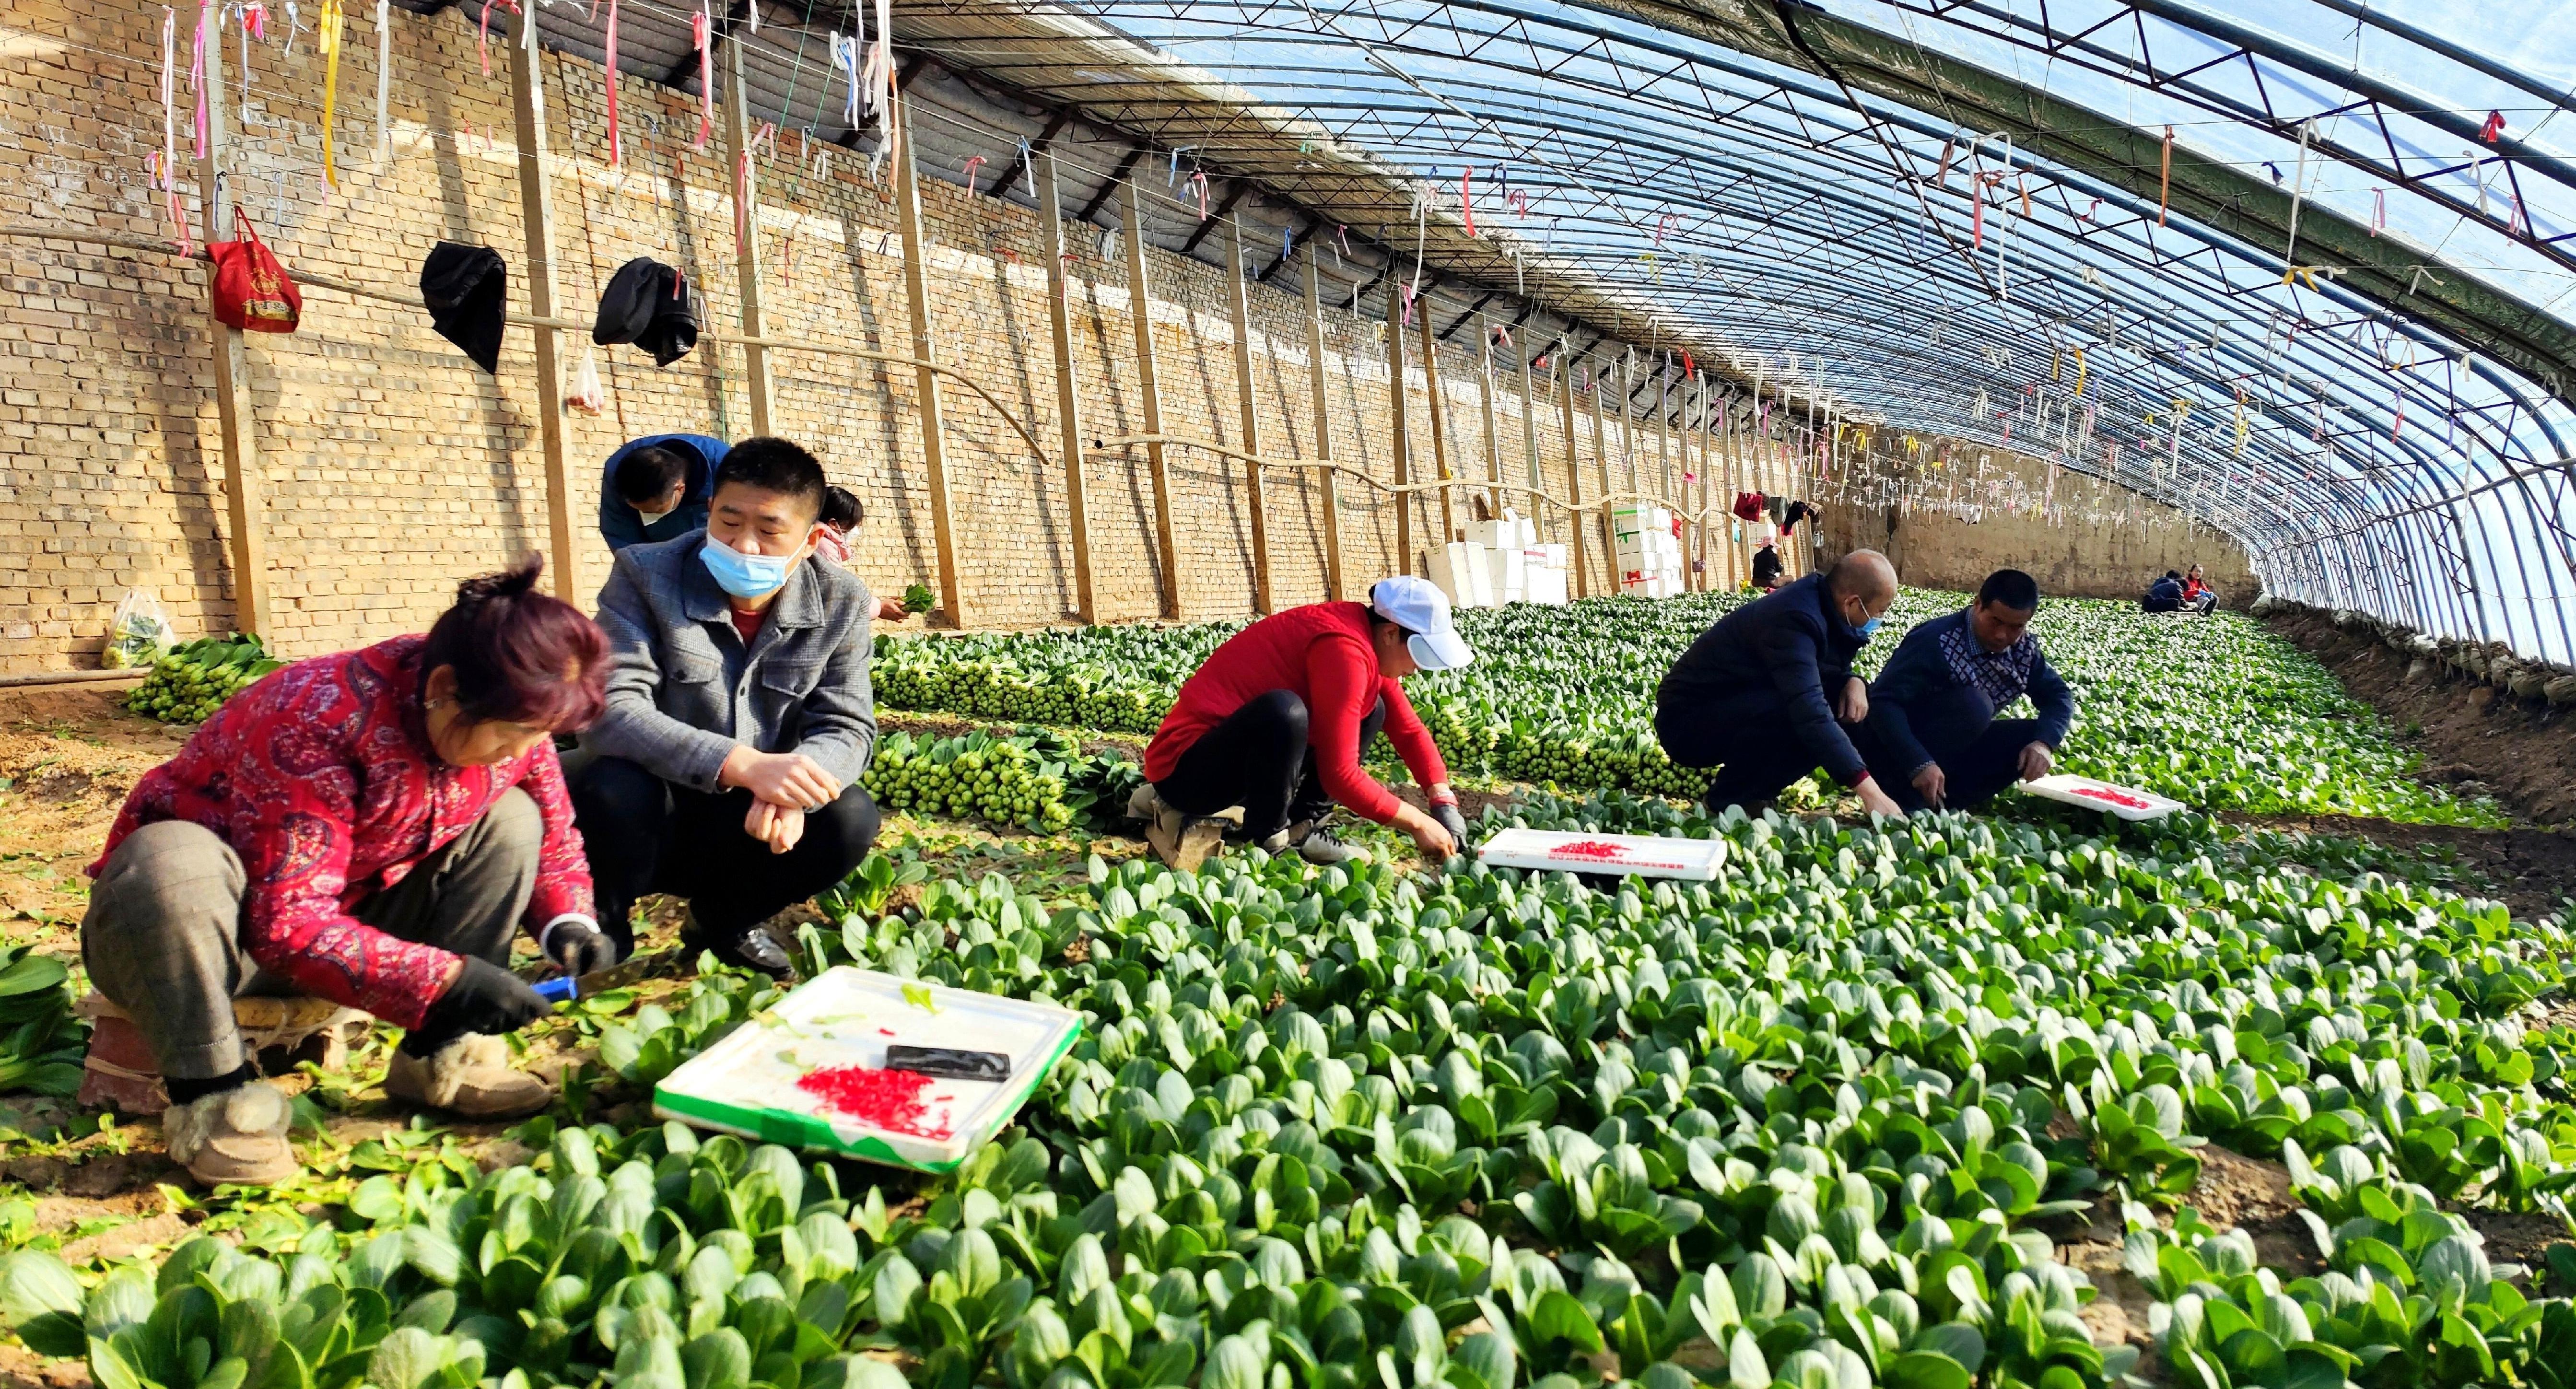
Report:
385,1033,553,1120
163,1079,299,1187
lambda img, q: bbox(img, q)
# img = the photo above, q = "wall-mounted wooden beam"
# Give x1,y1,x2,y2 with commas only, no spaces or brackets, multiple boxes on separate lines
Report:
894,99,963,626
509,20,576,604
1121,179,1180,619
1224,217,1272,614
197,25,268,639
1386,272,1413,575
1035,149,1095,624
1303,250,1344,602
1476,328,1501,522
1418,305,1455,547
1557,362,1587,597
723,38,772,436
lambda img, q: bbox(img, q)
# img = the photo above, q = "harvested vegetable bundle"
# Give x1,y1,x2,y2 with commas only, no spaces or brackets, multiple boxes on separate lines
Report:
123,634,283,724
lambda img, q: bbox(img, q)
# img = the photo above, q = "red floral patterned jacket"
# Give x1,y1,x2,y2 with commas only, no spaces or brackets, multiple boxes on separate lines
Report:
91,635,594,1028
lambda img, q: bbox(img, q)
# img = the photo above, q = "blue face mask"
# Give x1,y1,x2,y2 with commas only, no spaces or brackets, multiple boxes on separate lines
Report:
1859,616,1884,636
701,534,803,600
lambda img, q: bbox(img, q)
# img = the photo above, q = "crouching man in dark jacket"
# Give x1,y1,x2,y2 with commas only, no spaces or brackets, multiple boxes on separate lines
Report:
1856,568,2074,813
1655,551,1907,818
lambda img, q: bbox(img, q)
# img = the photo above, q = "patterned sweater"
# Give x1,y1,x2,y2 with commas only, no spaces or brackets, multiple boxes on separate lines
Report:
92,635,593,1027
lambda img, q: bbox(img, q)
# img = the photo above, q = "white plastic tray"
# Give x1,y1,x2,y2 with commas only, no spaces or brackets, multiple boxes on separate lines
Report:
1477,827,1729,880
653,967,1082,1172
2016,773,2189,821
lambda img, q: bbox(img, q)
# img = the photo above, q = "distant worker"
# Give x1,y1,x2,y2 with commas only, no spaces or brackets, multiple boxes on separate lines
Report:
1657,550,1906,819
2181,564,2218,614
2142,570,2185,613
599,432,727,553
812,485,911,623
1750,523,1786,592
1857,568,2074,813
1132,577,1474,871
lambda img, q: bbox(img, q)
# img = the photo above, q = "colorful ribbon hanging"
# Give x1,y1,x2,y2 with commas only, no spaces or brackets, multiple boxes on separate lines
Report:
960,154,985,195
830,32,860,127
317,0,344,187
1187,170,1209,219
375,0,391,159
2481,109,2506,143
1459,165,1475,236
691,0,713,150
601,0,621,166
2158,125,2172,226
2369,187,2385,236
190,0,211,158
2072,347,2086,397
160,8,191,253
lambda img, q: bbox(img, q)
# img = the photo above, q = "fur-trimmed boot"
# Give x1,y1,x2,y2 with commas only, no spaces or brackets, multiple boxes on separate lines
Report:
163,1079,298,1187
384,1033,553,1119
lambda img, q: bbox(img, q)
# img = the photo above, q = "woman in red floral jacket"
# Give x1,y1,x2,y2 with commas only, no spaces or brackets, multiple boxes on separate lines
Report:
84,558,615,1186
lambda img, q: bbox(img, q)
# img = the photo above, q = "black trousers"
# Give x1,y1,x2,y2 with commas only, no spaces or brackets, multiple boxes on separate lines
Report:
1856,717,2043,814
2141,595,2182,613
1657,692,1853,815
1154,689,1385,842
568,754,880,952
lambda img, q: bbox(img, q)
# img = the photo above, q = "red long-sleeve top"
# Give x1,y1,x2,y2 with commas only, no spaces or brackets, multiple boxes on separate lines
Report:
91,636,595,1028
1144,602,1448,824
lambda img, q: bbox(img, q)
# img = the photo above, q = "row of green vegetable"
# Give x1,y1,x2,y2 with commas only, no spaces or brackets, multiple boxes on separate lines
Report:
9,789,2567,1389
870,592,2498,824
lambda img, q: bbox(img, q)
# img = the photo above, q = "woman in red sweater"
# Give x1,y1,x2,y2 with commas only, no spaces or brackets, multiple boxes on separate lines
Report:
83,559,614,1187
1135,577,1474,868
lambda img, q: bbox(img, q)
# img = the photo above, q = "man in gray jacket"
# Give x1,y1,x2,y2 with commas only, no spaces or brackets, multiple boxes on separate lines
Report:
570,436,878,976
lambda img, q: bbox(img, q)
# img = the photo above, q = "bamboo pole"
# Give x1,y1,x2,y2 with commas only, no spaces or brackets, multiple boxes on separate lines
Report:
1224,218,1271,614
1557,356,1588,597
1121,180,1180,619
894,101,963,626
1418,306,1455,545
1303,251,1343,601
1387,274,1413,575
509,21,577,602
1477,327,1501,521
1587,367,1617,594
1034,150,1094,624
196,30,269,638
723,38,772,435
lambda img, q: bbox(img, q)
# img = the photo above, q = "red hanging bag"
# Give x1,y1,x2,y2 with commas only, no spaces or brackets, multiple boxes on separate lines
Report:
206,208,301,333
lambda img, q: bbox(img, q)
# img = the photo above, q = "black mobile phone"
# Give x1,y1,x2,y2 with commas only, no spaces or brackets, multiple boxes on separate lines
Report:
885,1045,1012,1082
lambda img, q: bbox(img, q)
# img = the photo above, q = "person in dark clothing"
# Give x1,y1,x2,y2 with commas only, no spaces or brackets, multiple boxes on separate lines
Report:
599,433,726,552
1656,550,1906,818
1855,568,2075,813
2142,570,2185,613
1750,535,1785,591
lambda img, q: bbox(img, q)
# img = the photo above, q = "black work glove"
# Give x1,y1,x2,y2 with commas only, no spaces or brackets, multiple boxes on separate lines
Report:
1431,801,1471,852
544,919,620,978
407,957,552,1054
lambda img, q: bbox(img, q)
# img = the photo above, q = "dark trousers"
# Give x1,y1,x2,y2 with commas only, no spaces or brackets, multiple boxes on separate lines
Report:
1154,690,1385,842
2141,595,2181,613
569,755,880,952
1856,717,2043,813
1657,692,1849,815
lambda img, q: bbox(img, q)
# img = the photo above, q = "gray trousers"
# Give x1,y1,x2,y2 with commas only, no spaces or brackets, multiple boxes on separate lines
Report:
82,788,543,1081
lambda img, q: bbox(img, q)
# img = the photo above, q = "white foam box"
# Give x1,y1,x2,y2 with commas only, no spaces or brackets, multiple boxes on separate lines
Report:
654,967,1084,1171
2016,773,2188,821
1428,541,1496,608
1537,543,1569,569
1479,827,1729,880
1526,566,1569,606
1484,544,1528,601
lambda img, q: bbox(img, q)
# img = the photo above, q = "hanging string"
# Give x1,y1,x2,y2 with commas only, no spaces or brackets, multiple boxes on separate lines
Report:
691,0,712,150
1459,165,1475,236
2158,125,2172,226
190,0,211,158
829,31,859,128
317,0,344,188
160,7,190,253
960,154,984,195
601,0,621,165
374,0,390,160
2284,117,2313,262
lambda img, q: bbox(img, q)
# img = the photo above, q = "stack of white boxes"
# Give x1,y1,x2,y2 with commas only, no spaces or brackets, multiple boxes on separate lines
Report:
1614,504,1686,599
1425,511,1572,609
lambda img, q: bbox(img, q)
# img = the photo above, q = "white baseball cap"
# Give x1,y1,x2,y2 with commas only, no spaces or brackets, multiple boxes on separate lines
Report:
1369,576,1475,671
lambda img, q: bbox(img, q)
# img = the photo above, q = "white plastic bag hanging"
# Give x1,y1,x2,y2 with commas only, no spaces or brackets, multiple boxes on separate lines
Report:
568,346,607,415
103,588,173,669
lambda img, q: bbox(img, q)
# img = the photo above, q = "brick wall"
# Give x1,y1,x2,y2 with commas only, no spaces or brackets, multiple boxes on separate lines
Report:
0,0,2196,671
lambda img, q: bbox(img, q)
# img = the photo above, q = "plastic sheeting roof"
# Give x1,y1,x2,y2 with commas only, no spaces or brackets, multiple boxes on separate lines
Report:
499,0,2576,660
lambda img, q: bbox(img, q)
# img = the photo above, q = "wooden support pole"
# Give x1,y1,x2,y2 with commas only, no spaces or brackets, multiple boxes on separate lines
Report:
1556,361,1587,596
196,31,269,639
1418,306,1455,545
1035,150,1095,625
1303,251,1344,602
1224,218,1272,614
1518,346,1539,495
1121,180,1180,619
1477,328,1501,521
723,37,772,436
1387,274,1413,575
1587,368,1616,594
894,101,963,626
509,23,577,604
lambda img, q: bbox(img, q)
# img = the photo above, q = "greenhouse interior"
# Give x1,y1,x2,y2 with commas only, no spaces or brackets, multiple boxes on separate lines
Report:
3,0,2576,1387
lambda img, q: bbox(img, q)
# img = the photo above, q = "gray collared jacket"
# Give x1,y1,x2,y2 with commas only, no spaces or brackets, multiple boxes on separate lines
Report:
581,529,878,793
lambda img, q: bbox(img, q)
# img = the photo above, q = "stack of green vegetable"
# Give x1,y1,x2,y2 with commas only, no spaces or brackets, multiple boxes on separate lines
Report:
0,946,83,1099
867,591,2498,824
863,727,1143,837
13,785,2575,1389
123,634,283,725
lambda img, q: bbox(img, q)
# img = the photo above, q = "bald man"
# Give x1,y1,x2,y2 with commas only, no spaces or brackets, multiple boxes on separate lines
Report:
1655,550,1907,818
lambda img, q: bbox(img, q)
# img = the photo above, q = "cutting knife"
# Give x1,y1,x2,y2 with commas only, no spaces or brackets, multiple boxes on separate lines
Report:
524,949,677,1003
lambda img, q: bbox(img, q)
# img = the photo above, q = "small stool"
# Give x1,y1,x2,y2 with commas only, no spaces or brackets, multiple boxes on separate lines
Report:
78,993,367,1114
